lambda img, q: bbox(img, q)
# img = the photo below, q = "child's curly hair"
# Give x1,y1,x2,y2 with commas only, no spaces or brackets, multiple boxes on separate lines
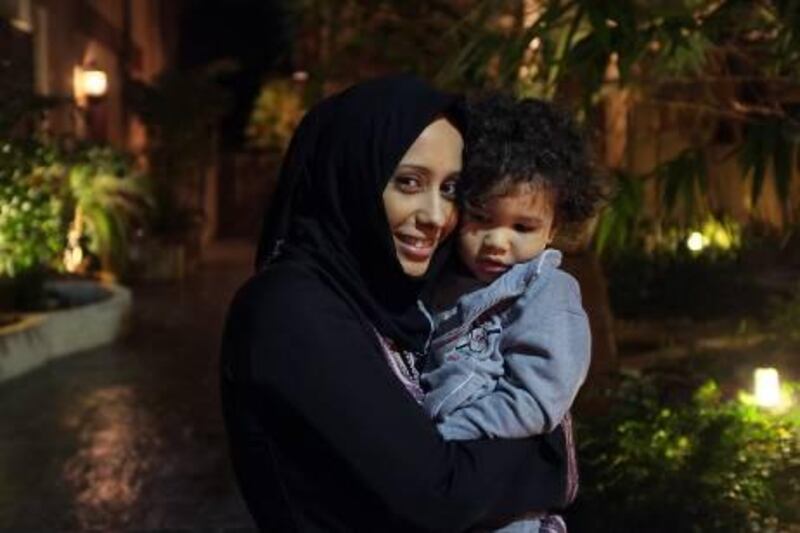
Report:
461,93,605,229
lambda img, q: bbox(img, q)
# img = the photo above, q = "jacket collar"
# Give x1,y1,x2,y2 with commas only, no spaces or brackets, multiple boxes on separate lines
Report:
450,248,563,324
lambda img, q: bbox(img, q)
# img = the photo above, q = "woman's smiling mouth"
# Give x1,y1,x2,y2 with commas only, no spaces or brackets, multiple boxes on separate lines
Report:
394,233,436,261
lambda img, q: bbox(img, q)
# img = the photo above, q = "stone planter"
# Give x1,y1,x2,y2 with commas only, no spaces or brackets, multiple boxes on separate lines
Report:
0,280,132,383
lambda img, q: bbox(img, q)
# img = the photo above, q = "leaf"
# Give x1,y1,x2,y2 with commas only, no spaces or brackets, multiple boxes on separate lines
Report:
655,149,707,224
594,171,644,255
594,207,617,254
585,2,611,50
796,137,800,173
565,33,609,99
695,151,709,195
739,121,773,206
773,127,793,212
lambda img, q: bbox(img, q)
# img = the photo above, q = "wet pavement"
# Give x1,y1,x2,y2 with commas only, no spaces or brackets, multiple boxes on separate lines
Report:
0,241,257,531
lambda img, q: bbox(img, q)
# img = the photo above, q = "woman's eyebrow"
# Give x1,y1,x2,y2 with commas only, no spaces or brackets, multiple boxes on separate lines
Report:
394,164,431,175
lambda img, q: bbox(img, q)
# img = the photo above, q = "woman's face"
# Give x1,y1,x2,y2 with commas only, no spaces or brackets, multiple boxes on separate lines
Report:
382,117,463,278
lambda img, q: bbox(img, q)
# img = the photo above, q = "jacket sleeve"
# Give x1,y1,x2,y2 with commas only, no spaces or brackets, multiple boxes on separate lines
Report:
222,268,569,532
437,271,591,441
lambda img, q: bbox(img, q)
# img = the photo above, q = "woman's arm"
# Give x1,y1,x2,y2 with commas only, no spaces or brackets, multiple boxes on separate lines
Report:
221,266,568,532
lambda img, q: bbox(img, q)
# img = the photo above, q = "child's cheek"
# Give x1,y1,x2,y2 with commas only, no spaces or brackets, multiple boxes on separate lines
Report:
458,228,480,261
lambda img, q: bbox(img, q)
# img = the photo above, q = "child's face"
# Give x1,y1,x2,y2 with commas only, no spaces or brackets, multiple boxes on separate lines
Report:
458,184,556,283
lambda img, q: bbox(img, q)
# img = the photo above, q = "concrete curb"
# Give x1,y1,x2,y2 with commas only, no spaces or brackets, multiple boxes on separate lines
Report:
0,280,132,383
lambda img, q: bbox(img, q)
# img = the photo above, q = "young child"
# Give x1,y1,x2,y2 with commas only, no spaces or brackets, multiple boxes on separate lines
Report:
421,94,604,533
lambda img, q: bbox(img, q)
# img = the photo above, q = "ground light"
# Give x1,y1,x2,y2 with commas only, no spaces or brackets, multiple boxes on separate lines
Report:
686,231,706,252
684,220,739,254
754,367,782,408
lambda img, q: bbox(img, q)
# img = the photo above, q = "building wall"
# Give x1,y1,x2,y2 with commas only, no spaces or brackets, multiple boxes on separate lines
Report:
4,0,223,249
1,0,179,150
623,101,798,231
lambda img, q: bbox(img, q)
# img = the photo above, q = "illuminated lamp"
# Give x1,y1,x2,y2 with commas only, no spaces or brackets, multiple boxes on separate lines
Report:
80,66,108,97
74,64,108,106
686,231,706,252
754,367,781,408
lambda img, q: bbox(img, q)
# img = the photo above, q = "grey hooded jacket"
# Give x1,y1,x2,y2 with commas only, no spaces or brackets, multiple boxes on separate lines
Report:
421,249,591,441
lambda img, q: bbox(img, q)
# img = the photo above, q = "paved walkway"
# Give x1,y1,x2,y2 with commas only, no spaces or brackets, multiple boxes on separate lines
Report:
0,241,257,531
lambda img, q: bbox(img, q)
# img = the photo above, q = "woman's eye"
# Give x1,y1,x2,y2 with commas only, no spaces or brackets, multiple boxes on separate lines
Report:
440,180,458,200
394,175,421,192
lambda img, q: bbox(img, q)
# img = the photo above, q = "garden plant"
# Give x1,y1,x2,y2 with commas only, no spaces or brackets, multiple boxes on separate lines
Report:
0,139,151,311
570,375,800,532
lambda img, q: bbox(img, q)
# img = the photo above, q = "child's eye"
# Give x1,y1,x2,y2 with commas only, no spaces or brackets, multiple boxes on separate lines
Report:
513,224,537,233
440,179,458,200
393,175,421,192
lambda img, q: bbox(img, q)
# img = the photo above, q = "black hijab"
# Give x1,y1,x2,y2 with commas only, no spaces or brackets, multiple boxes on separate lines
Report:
255,75,463,353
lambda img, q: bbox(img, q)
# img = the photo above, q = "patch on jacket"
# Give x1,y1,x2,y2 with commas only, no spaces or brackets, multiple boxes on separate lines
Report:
454,316,502,358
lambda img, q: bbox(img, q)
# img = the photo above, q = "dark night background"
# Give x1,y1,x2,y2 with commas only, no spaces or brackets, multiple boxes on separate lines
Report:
178,0,292,148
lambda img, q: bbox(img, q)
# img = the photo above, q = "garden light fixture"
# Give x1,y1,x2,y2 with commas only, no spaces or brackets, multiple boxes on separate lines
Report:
686,231,706,252
754,367,781,408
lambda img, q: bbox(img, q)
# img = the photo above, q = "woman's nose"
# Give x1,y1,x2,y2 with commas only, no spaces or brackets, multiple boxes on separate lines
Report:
416,192,449,228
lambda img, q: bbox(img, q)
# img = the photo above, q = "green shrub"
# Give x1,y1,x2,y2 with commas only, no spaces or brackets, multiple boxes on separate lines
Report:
65,145,152,272
246,79,305,152
0,140,151,309
0,141,66,278
568,375,800,532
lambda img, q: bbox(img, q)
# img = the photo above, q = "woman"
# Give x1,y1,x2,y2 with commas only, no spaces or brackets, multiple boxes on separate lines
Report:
220,75,570,532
